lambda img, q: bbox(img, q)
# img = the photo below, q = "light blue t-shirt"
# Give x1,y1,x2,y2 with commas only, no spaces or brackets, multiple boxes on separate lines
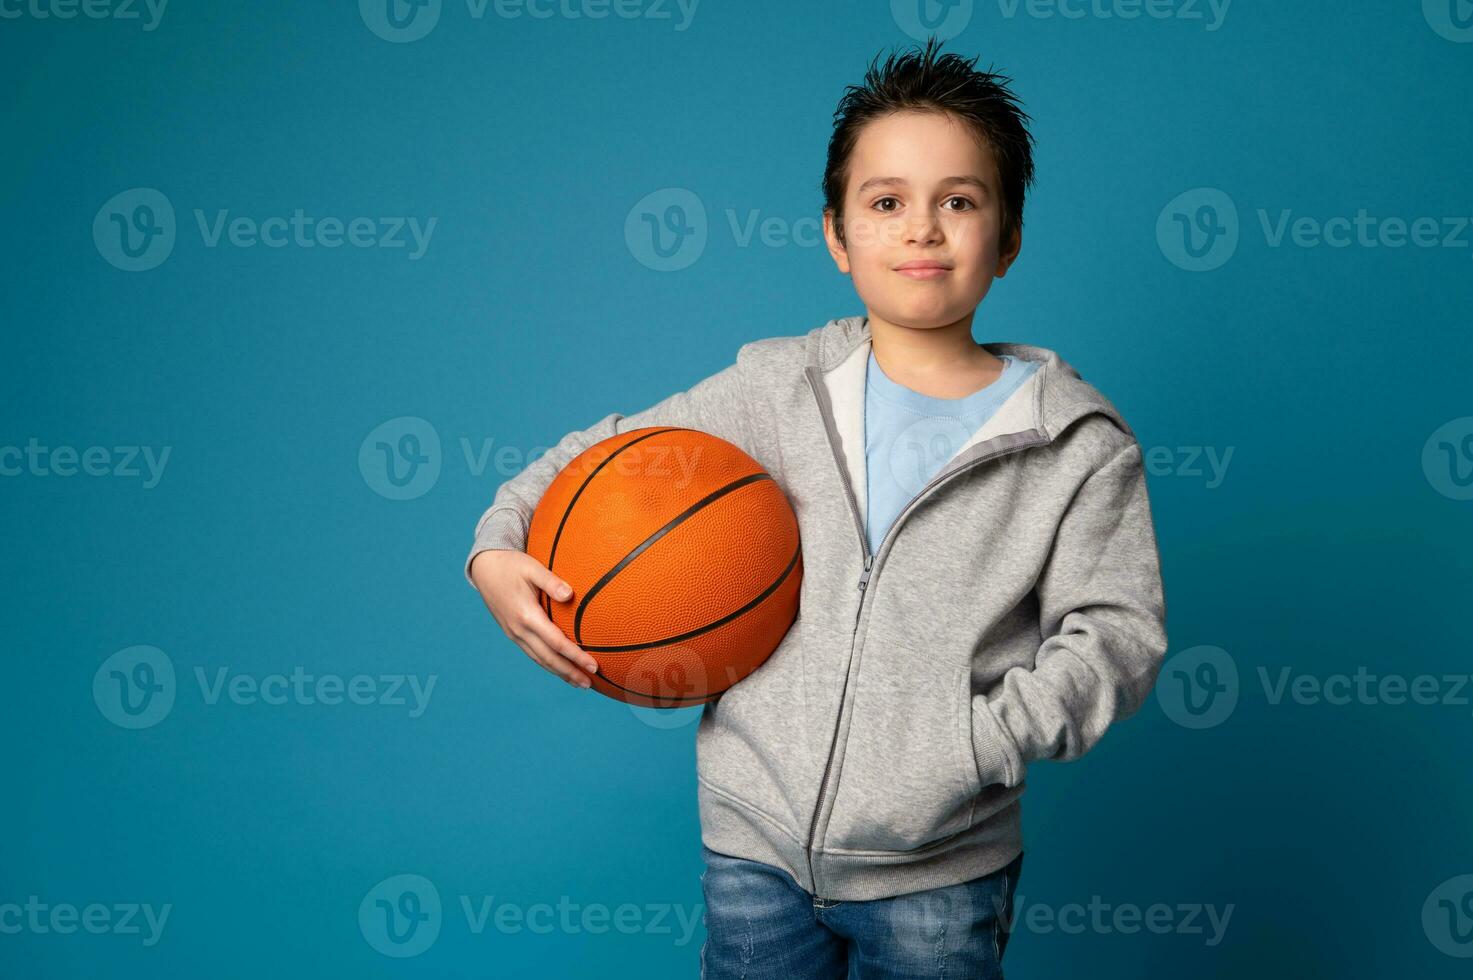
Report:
864,348,1040,555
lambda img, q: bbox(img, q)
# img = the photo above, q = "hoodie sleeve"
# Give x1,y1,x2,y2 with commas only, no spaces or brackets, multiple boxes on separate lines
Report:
970,439,1168,788
463,346,758,586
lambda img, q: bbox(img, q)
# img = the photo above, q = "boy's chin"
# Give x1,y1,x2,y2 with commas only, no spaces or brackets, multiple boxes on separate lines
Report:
864,299,978,332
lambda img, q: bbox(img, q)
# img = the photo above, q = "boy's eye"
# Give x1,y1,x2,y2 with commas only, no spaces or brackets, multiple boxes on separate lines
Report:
871,196,975,213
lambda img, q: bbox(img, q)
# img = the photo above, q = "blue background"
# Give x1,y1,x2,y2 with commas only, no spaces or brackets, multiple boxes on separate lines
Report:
3,0,1472,976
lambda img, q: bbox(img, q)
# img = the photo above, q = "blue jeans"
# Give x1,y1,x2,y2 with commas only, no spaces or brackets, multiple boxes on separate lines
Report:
699,844,1023,979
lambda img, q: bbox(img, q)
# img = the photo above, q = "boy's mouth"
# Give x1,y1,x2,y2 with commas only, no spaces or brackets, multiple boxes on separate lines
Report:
894,260,952,281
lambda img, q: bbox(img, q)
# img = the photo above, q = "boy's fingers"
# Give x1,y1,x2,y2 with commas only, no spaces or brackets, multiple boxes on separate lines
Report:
519,632,592,688
524,612,600,677
525,559,574,602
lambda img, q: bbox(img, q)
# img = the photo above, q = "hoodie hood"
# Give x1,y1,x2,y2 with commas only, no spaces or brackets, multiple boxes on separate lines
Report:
807,314,1134,440
802,314,1135,527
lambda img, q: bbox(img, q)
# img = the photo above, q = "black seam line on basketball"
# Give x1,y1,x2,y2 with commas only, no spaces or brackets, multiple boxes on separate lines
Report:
573,469,776,645
591,669,717,704
580,541,799,654
541,427,685,621
591,598,800,703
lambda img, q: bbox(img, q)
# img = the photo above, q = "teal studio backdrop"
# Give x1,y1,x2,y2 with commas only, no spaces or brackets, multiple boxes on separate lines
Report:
2,1,1471,977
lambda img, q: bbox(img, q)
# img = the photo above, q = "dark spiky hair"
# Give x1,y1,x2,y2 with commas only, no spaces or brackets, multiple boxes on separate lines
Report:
822,36,1037,252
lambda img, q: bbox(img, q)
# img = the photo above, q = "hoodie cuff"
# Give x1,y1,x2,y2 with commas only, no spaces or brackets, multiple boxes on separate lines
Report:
463,507,530,586
971,695,1024,789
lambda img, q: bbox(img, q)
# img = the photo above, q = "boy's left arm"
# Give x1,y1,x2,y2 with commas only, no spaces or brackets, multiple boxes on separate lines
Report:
970,439,1169,789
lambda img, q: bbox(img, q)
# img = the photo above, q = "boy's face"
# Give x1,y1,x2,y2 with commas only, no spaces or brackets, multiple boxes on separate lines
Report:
823,110,1021,332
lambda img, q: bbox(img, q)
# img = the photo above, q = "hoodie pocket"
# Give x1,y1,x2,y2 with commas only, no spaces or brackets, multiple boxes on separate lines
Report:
821,657,982,854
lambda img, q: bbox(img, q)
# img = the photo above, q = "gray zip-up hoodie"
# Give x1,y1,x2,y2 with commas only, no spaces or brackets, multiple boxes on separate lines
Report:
465,315,1168,901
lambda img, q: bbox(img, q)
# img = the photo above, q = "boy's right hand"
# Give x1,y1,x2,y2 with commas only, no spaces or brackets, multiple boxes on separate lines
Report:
469,549,600,689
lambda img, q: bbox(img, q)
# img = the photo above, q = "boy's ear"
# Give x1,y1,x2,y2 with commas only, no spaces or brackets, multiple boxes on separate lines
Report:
995,225,1023,278
823,208,852,275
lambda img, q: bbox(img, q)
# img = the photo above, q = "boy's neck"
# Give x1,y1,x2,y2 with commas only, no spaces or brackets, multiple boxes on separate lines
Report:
866,311,1006,400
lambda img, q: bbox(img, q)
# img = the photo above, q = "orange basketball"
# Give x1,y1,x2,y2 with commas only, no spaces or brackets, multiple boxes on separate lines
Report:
528,426,802,708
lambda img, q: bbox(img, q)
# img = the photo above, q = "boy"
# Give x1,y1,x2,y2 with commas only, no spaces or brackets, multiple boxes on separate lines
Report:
466,38,1167,979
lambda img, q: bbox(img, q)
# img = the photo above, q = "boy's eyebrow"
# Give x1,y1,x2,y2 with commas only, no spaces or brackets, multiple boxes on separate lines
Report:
854,175,991,195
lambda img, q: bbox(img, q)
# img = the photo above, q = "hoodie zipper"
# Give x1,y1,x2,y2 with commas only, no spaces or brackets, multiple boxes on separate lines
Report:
800,364,1047,895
